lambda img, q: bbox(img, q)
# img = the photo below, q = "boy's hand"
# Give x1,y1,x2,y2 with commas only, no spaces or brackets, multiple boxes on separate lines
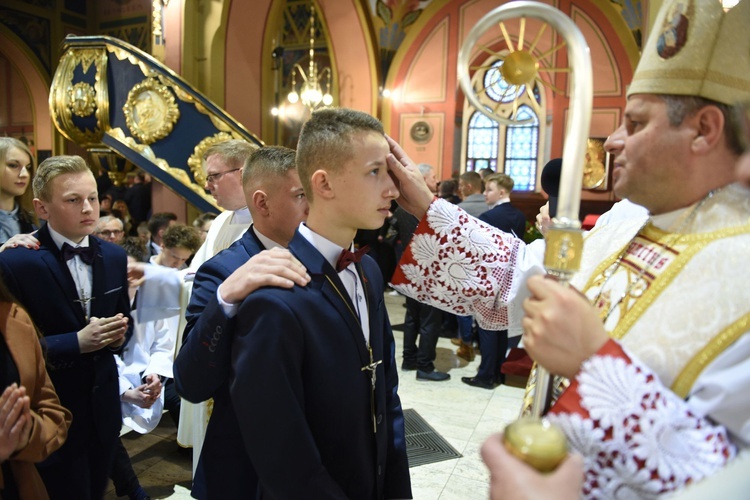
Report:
219,248,310,304
385,135,433,219
127,262,148,288
77,314,129,353
122,385,158,409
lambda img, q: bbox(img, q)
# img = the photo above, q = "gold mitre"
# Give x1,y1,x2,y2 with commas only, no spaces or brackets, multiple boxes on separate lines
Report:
628,0,750,106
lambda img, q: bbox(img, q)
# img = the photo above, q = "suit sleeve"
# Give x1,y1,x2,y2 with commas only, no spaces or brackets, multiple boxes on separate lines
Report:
230,292,347,499
174,259,235,403
12,307,71,463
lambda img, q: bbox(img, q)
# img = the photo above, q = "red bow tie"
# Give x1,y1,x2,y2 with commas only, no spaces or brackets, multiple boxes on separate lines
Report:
335,245,370,272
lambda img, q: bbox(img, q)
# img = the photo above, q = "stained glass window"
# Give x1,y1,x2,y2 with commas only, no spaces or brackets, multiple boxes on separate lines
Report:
466,111,499,172
462,58,544,191
505,105,539,191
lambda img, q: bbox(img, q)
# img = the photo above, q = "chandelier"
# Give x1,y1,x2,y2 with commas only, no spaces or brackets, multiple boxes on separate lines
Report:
287,2,333,110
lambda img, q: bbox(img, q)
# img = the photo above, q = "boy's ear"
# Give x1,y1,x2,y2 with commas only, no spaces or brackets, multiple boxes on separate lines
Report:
251,189,270,216
33,198,49,220
310,169,335,199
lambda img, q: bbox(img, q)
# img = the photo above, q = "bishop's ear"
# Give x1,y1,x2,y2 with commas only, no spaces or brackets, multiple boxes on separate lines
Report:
690,105,725,154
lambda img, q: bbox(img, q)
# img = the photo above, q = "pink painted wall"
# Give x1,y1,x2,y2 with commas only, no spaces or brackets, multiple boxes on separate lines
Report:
224,0,272,136
385,0,636,181
224,0,376,140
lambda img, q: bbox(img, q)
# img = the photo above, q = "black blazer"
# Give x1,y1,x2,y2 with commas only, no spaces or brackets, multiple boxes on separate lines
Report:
174,228,264,498
230,230,412,499
0,223,132,462
479,202,527,239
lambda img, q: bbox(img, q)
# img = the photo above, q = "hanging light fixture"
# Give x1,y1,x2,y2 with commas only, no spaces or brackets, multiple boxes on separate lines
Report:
287,2,333,110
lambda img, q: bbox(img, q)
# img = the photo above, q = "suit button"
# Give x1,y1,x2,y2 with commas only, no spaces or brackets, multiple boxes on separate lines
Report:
377,414,382,425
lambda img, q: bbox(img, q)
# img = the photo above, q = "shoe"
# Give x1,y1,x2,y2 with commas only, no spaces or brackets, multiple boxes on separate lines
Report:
461,376,497,390
401,361,417,371
130,486,151,500
388,289,401,296
417,369,450,381
456,341,476,362
450,338,461,346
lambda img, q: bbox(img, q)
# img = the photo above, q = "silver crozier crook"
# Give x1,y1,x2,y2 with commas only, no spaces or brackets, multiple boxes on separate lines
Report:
458,1,593,417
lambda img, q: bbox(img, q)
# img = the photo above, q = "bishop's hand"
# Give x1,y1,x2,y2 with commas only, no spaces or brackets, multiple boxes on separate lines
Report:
521,276,608,379
385,135,433,220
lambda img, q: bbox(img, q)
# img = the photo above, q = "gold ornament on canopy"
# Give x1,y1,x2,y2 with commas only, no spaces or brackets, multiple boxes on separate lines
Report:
287,2,333,111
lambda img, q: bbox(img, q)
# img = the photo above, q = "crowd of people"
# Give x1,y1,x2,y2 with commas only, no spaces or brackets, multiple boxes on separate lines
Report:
0,0,747,498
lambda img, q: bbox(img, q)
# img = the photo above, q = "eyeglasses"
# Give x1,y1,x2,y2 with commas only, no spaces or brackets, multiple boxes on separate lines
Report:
205,168,241,184
97,229,124,237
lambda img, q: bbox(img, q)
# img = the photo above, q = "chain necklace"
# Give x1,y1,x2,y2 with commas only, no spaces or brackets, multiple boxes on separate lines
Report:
593,190,715,323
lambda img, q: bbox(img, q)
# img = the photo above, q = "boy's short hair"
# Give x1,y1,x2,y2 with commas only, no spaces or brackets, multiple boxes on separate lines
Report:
459,171,483,191
296,108,384,199
162,224,202,253
203,140,256,169
242,146,297,189
192,212,217,228
120,236,148,261
33,155,92,201
147,212,177,235
485,173,515,192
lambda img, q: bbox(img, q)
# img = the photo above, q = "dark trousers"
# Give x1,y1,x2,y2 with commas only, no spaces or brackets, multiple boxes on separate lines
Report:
402,297,441,371
37,430,117,500
111,438,141,497
476,328,509,384
164,378,180,427
457,315,475,343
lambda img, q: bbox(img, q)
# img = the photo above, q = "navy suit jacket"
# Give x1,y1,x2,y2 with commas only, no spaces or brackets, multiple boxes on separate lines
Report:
174,228,264,498
479,202,527,238
231,230,412,499
0,223,132,462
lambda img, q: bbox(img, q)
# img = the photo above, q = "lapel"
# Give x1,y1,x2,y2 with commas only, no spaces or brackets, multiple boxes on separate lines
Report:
89,236,107,318
288,231,370,367
37,224,87,323
240,226,265,255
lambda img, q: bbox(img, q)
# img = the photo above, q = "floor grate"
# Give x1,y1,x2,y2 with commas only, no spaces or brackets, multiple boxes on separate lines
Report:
404,408,462,467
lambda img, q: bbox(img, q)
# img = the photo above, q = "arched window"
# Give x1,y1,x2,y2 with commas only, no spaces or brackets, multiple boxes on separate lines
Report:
466,111,499,172
462,58,545,192
505,105,539,191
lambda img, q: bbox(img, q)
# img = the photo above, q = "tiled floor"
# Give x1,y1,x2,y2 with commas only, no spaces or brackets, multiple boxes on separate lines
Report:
106,292,524,499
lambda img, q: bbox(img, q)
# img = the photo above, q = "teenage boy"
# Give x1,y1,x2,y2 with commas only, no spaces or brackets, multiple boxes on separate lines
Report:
0,155,132,499
175,146,310,498
230,108,412,498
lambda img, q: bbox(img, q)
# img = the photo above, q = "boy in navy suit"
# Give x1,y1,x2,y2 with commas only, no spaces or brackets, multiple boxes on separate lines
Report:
0,155,132,499
230,109,412,499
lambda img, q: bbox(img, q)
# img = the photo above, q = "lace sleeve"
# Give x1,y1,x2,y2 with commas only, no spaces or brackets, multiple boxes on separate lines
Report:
548,340,736,499
390,199,539,331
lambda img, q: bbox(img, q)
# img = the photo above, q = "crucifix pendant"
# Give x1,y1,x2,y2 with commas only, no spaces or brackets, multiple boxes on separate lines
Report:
74,288,94,321
361,345,382,433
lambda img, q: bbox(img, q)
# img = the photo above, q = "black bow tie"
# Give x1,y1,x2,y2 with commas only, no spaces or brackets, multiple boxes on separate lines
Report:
336,245,370,272
61,242,96,265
